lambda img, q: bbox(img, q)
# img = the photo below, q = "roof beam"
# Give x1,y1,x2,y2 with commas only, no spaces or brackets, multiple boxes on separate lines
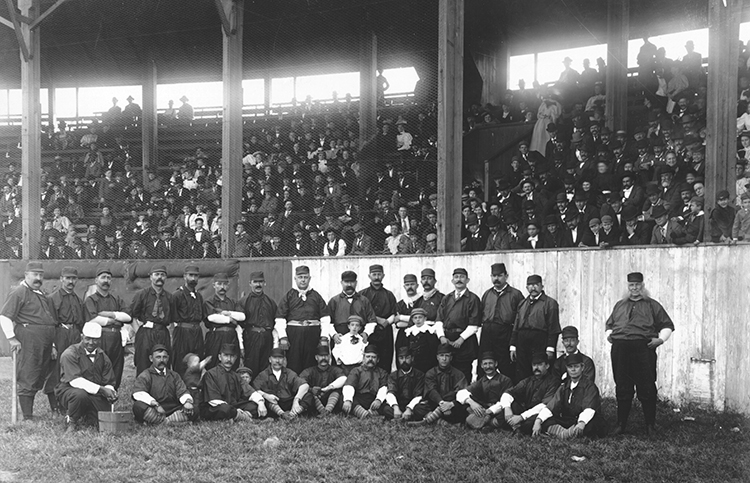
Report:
30,0,70,30
213,0,232,36
0,15,13,29
4,0,31,61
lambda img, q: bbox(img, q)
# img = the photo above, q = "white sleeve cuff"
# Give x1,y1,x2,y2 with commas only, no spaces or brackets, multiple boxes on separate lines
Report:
537,407,553,422
546,347,555,354
434,321,445,339
0,315,14,339
249,391,264,404
459,325,478,341
236,326,245,350
406,396,422,410
113,312,132,322
364,322,377,336
521,403,547,420
509,345,517,352
132,391,156,406
70,377,101,395
342,385,355,402
320,316,332,339
499,393,514,408
578,408,596,425
208,314,231,324
456,389,471,404
658,328,673,342
274,318,287,339
375,386,388,402
331,376,347,389
208,399,227,407
227,311,246,321
488,401,503,414
179,393,193,405
91,316,110,326
385,393,398,406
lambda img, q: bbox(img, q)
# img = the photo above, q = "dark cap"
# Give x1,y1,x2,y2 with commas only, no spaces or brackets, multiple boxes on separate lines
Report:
150,264,167,275
249,271,265,282
627,272,644,283
347,315,364,325
410,307,427,318
486,215,501,228
316,345,330,357
184,265,200,275
369,264,384,273
213,273,229,283
364,344,379,355
466,214,479,226
561,326,579,339
270,347,286,358
436,343,453,355
651,205,668,219
574,191,589,202
622,206,639,221
151,343,170,355
480,351,497,362
421,268,436,278
526,274,542,285
531,353,549,365
295,266,310,275
237,367,253,376
396,346,413,357
61,267,78,277
25,261,45,273
220,343,238,356
491,263,507,275
566,353,584,366
717,189,730,200
403,274,417,283
543,214,559,226
96,267,112,277
453,268,468,277
341,270,357,282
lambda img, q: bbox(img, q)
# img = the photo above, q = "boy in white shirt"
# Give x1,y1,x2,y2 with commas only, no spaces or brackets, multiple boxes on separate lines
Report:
333,315,366,375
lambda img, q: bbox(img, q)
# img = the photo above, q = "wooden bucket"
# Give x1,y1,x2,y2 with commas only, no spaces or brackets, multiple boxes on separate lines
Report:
98,411,132,433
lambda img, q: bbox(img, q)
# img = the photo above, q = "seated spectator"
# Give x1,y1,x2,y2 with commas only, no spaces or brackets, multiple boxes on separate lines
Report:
322,228,347,256
710,190,735,243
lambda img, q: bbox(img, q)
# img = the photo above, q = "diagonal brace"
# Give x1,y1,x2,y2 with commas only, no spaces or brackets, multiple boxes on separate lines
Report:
30,0,69,30
3,0,30,61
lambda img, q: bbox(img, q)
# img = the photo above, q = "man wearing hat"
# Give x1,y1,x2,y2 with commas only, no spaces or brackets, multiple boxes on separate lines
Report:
484,215,512,251
394,274,421,352
435,268,481,383
672,196,705,246
341,343,389,419
129,265,174,376
172,265,207,376
480,263,524,381
201,343,265,422
620,206,650,246
132,344,196,425
43,267,85,415
84,267,131,389
382,346,425,421
709,190,735,243
349,223,373,256
359,264,398,372
0,262,57,420
456,351,513,430
300,345,347,416
649,205,676,245
412,269,444,326
253,348,311,420
510,274,561,382
275,265,331,374
552,326,595,384
533,353,606,439
326,270,376,343
204,273,245,371
563,209,587,247
606,272,674,436
409,343,468,426
55,322,117,431
499,352,559,435
238,271,277,375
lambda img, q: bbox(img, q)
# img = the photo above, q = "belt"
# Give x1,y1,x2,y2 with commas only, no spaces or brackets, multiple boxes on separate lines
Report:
445,327,463,333
247,326,269,333
178,322,202,329
287,320,320,327
101,325,121,332
212,326,236,332
142,321,168,329
57,323,79,330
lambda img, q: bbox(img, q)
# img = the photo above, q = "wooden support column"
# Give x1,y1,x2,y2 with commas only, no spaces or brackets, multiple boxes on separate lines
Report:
705,0,741,226
19,0,41,260
358,30,378,153
264,73,271,114
46,83,54,126
605,0,628,133
141,60,158,178
218,0,244,257
437,0,464,254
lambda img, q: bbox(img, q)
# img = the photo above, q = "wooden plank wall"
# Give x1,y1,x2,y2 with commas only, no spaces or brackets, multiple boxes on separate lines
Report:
290,245,749,415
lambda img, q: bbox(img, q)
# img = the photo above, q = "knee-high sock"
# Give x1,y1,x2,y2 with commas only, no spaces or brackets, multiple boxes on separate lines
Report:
325,392,340,412
422,407,443,424
353,405,370,419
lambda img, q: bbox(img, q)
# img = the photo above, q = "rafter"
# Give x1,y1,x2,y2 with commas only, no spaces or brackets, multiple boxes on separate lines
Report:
3,0,30,61
0,15,13,29
30,0,70,30
213,0,232,36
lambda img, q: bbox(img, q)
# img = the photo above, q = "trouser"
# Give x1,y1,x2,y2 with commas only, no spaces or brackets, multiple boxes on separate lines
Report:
514,329,549,382
380,397,424,421
411,399,468,425
44,325,82,399
445,331,478,384
134,325,171,377
241,328,272,375
100,327,124,389
267,394,313,418
351,393,377,412
509,401,538,435
479,323,514,381
55,385,111,422
310,389,342,414
14,324,55,399
206,328,240,371
286,325,321,374
541,413,607,438
367,324,394,373
132,400,198,424
200,400,259,421
172,325,204,377
611,339,658,427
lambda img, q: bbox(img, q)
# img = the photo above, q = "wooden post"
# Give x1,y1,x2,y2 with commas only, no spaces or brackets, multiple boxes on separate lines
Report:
605,0,628,133
263,73,271,115
20,0,42,260
46,83,54,127
141,60,158,179
358,30,378,153
219,0,244,257
437,0,464,253
705,0,741,225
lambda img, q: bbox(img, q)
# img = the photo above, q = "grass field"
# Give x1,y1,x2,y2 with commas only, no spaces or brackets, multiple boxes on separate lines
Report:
0,356,748,483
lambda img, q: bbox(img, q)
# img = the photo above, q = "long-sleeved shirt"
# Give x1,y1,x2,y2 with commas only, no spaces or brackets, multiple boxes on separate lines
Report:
202,365,262,406
342,365,389,401
204,295,243,330
358,285,397,324
48,288,85,328
605,296,675,340
500,372,560,420
129,287,174,327
58,342,116,394
537,377,601,426
132,366,192,407
423,364,467,405
456,370,513,414
385,368,425,409
173,285,206,323
84,291,127,326
238,292,276,330
299,365,346,389
731,207,750,239
435,289,481,340
552,351,596,384
0,282,56,338
510,292,561,352
480,284,525,336
252,366,307,403
327,292,377,337
275,288,330,339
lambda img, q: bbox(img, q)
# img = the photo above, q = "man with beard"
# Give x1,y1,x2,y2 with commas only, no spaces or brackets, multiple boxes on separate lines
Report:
0,262,57,420
201,343,266,422
456,352,513,430
484,216,511,251
358,265,398,372
275,266,331,373
479,263,524,381
341,344,389,419
510,274,561,382
326,270,376,344
409,344,468,426
130,265,174,376
204,273,245,371
498,353,560,434
172,265,207,376
394,274,420,354
84,267,131,389
300,345,347,416
43,267,85,415
551,326,596,383
382,346,425,421
413,269,444,326
252,348,311,420
435,268,481,383
131,344,196,425
238,271,277,375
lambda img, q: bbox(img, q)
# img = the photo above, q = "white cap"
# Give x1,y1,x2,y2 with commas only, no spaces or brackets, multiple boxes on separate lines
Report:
82,322,102,338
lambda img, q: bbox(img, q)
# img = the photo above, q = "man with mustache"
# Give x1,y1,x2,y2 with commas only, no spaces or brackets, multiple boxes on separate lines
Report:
0,262,56,420
326,270,375,345
172,265,207,376
201,343,265,422
359,265,398,372
252,348,311,420
456,352,513,430
480,263,524,382
131,344,196,425
382,346,425,422
300,345,347,416
409,343,468,426
84,267,131,389
551,326,596,384
204,273,245,371
341,344,389,419
130,265,174,376
43,267,85,415
238,271,276,375
510,274,561,382
394,274,420,355
498,352,560,435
